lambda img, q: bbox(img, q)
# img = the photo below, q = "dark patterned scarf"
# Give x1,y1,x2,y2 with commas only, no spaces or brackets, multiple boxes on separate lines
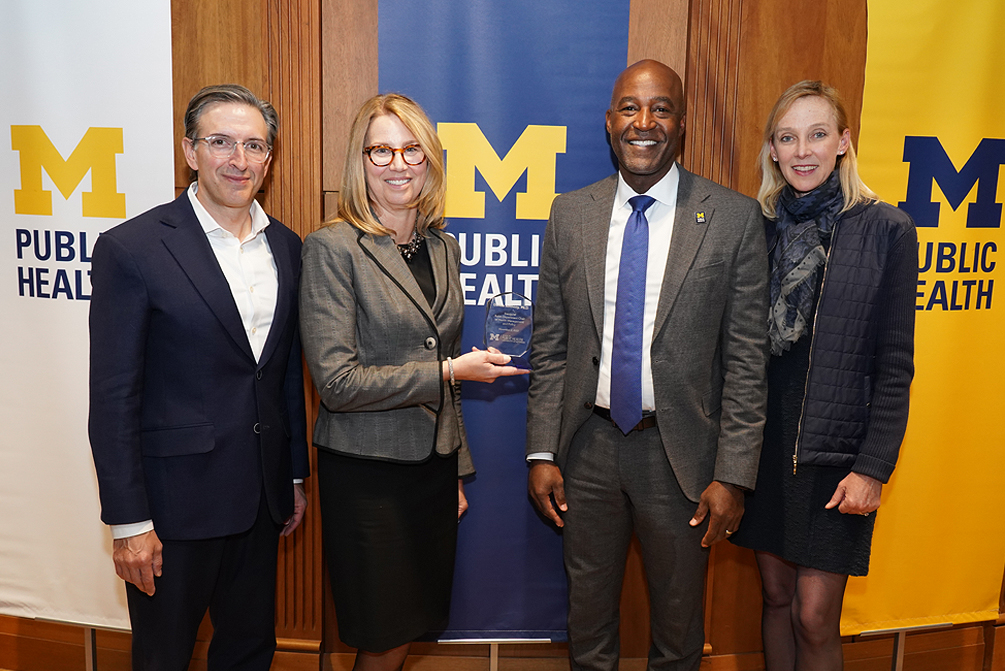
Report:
768,170,845,356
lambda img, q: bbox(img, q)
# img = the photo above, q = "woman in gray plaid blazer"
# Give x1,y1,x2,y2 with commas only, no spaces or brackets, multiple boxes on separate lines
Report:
300,93,525,671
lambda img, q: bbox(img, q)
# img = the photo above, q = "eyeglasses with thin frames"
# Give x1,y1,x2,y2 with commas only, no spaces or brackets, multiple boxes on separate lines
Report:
363,144,427,167
192,135,272,163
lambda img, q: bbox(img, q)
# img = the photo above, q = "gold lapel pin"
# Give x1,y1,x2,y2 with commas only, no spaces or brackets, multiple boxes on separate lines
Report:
695,212,706,223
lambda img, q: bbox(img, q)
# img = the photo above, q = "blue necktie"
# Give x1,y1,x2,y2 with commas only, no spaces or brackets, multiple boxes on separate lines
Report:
610,195,655,435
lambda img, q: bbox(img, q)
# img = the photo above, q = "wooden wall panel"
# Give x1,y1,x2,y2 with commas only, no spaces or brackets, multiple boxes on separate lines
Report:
259,0,325,648
627,0,691,75
683,0,743,187
681,0,868,199
987,624,1005,671
170,0,266,189
320,0,379,198
704,541,763,655
731,0,868,198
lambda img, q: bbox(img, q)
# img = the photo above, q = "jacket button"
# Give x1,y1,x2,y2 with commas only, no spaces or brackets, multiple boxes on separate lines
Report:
253,423,261,434
424,337,437,350
584,401,593,409
592,356,599,366
256,370,262,380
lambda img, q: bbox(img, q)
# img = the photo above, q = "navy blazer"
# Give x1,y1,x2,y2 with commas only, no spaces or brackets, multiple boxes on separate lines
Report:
88,193,309,541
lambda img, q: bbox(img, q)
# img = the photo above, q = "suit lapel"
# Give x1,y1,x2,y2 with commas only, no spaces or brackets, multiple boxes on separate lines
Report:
160,195,256,362
257,219,293,367
654,167,712,337
357,230,436,324
581,176,617,339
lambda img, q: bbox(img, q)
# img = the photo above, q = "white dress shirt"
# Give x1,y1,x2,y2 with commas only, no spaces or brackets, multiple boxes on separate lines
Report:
528,165,679,462
111,185,279,539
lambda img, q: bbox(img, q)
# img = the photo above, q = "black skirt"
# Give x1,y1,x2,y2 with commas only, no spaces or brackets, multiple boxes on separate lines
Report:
730,452,876,576
730,318,876,576
317,448,459,652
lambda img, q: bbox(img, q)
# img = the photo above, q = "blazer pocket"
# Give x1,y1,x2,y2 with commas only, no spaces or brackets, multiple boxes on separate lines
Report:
689,260,725,281
140,423,215,458
701,386,723,416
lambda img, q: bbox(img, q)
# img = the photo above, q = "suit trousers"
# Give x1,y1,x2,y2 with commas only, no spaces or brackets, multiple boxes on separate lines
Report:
563,413,709,671
126,491,282,671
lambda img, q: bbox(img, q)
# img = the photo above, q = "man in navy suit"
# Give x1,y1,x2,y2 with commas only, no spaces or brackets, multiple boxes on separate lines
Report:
88,84,309,670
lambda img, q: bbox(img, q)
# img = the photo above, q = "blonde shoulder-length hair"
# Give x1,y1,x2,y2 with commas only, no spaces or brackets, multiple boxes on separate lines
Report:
757,80,877,219
332,93,446,236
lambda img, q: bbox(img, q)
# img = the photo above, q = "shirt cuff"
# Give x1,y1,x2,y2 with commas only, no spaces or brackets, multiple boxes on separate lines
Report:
526,452,555,462
293,479,304,485
110,520,155,540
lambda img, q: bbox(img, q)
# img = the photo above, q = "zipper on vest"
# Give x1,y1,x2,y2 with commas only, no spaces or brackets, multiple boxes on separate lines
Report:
791,225,839,476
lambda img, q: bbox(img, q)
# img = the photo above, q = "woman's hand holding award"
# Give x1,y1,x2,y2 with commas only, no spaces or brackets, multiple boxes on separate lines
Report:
484,292,533,367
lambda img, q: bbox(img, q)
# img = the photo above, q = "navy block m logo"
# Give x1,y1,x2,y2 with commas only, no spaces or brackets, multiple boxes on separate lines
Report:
900,136,1005,228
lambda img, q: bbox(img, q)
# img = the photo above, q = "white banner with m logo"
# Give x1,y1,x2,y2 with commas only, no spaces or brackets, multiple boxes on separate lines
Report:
0,0,173,629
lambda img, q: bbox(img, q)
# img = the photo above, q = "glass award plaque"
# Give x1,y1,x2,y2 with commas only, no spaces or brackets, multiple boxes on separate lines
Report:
484,291,533,360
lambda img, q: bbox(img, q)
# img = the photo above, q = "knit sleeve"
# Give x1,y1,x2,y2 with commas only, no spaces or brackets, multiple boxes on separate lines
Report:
852,212,918,482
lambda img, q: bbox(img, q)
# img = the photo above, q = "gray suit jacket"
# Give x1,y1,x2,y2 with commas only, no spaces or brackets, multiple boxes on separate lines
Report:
526,167,769,501
300,221,473,476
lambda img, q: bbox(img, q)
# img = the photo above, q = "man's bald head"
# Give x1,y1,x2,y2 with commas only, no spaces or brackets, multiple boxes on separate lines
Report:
606,59,686,193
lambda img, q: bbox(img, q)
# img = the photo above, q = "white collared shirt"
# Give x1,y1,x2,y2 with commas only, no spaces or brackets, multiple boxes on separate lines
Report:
110,185,280,540
188,183,279,362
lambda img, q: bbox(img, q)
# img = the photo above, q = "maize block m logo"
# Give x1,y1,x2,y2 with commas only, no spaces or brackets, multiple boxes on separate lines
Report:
439,123,566,221
11,125,126,218
900,136,1004,228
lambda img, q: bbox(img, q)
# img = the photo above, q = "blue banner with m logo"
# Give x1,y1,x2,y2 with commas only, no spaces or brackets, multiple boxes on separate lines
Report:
379,0,631,640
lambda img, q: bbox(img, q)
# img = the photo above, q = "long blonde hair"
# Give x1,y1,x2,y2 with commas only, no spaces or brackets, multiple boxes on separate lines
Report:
757,80,876,219
334,93,446,236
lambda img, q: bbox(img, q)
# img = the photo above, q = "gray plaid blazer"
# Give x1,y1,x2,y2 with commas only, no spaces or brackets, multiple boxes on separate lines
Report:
300,221,473,476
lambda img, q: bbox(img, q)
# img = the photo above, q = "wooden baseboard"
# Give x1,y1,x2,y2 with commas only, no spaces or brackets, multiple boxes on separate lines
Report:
325,653,640,670
701,624,988,671
0,615,320,671
1,613,997,671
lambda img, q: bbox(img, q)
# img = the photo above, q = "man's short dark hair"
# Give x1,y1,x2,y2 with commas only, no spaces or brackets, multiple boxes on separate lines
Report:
184,84,279,147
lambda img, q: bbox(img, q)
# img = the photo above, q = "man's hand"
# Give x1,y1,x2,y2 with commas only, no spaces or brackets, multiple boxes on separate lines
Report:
528,461,567,528
113,530,163,596
458,479,469,520
825,472,882,516
282,482,308,537
689,481,744,548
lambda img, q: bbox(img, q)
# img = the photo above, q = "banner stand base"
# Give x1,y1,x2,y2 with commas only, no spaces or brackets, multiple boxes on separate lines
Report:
440,638,554,671
859,622,952,671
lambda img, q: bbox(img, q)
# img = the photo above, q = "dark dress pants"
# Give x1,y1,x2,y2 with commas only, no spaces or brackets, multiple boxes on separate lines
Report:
563,413,709,671
126,492,281,671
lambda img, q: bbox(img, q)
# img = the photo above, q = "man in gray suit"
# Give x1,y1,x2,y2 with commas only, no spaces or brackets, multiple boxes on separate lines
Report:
527,60,769,670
